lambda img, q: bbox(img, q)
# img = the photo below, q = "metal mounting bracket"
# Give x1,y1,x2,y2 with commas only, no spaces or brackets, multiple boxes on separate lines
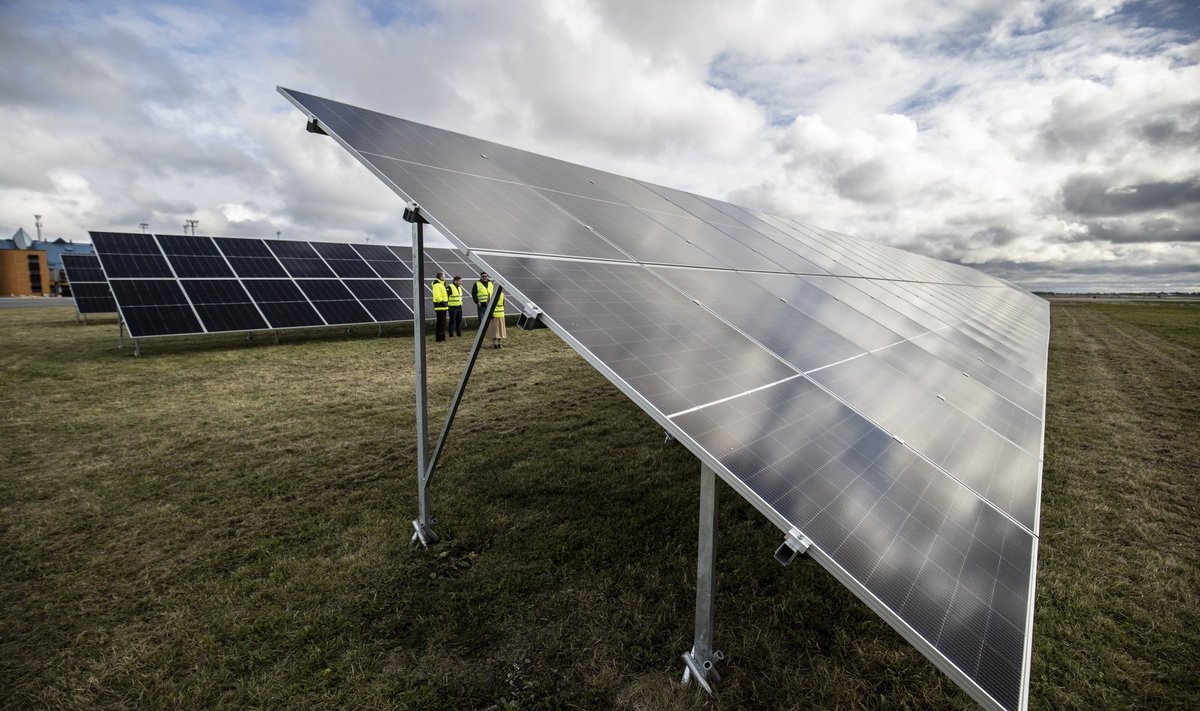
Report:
773,526,812,566
516,305,546,331
681,646,725,693
411,518,439,547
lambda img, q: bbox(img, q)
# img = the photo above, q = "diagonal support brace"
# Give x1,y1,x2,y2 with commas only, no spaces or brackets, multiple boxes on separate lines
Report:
423,283,501,488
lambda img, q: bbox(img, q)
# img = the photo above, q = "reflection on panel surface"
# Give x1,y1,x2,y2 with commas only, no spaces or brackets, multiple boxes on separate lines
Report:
810,353,1041,530
481,255,798,416
651,267,865,371
673,377,1033,711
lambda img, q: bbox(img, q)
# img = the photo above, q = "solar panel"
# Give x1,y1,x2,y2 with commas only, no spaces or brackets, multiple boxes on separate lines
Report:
89,233,492,340
61,253,116,315
279,87,1049,711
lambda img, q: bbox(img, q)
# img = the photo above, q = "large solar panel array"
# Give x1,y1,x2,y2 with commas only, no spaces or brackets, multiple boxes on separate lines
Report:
61,253,117,315
88,233,515,339
280,87,1049,711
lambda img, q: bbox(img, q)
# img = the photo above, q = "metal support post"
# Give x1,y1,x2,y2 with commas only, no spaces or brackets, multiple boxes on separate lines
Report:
407,204,438,547
682,462,724,692
133,338,141,357
424,284,501,488
118,315,125,350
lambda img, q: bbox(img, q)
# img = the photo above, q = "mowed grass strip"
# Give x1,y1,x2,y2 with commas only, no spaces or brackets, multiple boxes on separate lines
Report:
1036,301,1199,709
1,302,1196,709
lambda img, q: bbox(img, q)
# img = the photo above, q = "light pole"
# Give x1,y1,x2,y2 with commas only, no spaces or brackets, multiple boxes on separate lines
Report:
139,223,149,234
275,230,281,239
34,214,42,241
186,219,199,236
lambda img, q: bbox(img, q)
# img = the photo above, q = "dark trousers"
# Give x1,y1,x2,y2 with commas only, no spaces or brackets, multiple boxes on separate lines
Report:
448,306,463,336
475,302,486,325
435,310,447,341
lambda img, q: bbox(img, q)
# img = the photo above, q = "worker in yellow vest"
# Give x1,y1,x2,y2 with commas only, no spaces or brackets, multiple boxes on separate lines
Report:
447,276,464,337
471,271,491,324
431,271,448,342
486,283,506,348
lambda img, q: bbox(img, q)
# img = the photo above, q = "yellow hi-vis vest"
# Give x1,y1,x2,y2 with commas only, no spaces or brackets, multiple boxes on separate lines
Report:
447,283,463,307
476,281,505,317
431,279,448,311
473,280,491,304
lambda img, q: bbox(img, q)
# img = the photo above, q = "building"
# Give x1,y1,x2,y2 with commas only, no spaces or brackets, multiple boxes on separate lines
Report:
0,228,94,296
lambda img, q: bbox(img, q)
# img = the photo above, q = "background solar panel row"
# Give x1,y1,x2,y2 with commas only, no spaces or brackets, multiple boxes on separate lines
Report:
90,233,505,339
61,253,117,315
280,88,1049,711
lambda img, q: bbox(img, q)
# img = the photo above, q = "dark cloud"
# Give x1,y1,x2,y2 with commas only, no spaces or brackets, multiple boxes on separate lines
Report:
970,225,1018,246
965,258,1200,293
1137,105,1200,146
1062,174,1200,217
1076,216,1200,243
834,159,897,203
1038,92,1115,157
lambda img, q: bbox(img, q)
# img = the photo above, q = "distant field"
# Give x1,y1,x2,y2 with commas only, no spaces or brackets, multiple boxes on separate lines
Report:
1,302,1196,710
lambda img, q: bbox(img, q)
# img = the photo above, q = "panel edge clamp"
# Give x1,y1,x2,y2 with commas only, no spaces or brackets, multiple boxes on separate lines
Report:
773,527,812,566
402,203,428,224
305,118,327,136
516,305,546,331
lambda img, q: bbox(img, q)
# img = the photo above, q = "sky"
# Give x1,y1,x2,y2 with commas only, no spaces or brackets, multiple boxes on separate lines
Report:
2,0,1198,292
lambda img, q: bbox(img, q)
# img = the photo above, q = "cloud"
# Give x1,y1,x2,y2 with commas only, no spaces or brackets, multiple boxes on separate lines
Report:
0,0,1197,290
1062,174,1200,217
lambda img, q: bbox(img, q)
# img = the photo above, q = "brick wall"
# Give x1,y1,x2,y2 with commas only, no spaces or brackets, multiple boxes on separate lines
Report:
0,250,50,296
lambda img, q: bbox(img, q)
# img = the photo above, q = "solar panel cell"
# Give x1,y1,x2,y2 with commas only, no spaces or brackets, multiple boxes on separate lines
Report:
344,279,413,321
213,237,291,278
158,235,236,278
108,280,203,336
91,232,174,278
242,279,326,328
267,240,338,278
352,243,411,278
311,241,379,278
181,280,269,332
296,279,374,325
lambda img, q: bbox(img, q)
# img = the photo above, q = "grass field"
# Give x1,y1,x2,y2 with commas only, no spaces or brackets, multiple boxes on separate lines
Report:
1,301,1197,710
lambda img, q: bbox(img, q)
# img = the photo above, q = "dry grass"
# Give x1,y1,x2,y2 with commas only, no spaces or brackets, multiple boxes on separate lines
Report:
1,301,1197,710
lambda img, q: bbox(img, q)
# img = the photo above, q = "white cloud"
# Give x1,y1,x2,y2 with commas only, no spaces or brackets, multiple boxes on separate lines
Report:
0,0,1196,290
